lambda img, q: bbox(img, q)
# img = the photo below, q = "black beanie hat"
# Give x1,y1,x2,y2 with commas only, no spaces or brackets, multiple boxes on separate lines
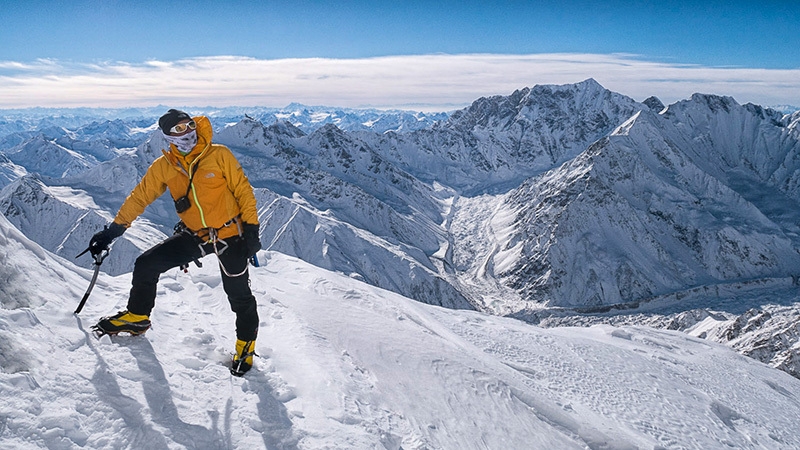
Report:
158,109,192,134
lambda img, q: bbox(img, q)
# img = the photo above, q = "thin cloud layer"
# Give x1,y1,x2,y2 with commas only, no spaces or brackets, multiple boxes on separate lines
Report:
1,54,798,110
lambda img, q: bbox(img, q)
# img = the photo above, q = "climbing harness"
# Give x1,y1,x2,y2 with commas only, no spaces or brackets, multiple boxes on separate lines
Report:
175,217,248,278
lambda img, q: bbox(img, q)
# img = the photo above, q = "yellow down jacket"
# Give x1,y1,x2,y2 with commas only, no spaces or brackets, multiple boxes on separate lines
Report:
113,116,258,241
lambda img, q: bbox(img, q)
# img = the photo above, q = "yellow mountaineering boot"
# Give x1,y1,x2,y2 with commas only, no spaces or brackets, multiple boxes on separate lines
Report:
92,310,151,337
231,339,256,377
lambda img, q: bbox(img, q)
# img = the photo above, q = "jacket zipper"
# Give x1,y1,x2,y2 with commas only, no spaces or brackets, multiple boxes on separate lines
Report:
173,142,211,229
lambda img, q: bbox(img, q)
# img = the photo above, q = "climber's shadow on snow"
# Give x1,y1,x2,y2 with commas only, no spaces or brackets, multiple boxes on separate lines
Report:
77,316,172,449
122,338,228,449
125,339,297,449
79,315,296,449
240,363,299,449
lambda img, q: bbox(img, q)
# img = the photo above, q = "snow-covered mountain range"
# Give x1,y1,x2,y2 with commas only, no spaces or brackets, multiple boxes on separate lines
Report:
1,79,799,381
0,104,447,138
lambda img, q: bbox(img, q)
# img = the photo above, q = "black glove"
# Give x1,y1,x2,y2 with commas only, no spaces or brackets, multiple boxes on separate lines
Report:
242,222,261,258
89,222,126,256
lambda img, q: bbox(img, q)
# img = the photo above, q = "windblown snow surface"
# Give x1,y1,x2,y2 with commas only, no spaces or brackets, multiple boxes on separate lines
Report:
1,214,800,449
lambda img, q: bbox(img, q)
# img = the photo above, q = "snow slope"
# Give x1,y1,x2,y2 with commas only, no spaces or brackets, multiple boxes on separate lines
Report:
2,213,800,449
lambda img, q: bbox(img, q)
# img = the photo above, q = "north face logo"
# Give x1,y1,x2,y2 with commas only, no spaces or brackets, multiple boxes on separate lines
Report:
205,172,216,178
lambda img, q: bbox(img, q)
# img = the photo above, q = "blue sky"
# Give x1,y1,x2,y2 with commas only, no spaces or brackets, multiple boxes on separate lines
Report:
1,0,798,110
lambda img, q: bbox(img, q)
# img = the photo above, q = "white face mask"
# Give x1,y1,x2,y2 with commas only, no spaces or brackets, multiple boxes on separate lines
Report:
164,130,198,155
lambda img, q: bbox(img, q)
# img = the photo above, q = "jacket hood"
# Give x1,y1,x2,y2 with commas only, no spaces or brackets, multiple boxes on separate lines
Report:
167,115,212,159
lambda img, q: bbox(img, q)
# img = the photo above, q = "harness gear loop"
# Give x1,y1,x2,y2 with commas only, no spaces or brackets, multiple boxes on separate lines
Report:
208,224,249,278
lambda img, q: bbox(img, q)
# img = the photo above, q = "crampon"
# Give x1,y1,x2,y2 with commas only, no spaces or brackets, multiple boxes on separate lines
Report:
91,324,150,338
91,310,151,338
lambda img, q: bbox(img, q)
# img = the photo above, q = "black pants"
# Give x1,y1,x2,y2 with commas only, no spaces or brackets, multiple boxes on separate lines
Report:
126,232,259,341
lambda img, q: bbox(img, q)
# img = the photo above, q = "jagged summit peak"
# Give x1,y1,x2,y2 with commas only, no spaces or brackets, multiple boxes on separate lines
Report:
305,123,350,145
521,79,613,103
689,93,740,112
643,96,665,112
457,79,608,110
533,77,603,92
659,93,742,116
304,123,355,151
315,122,345,133
267,120,306,138
444,79,639,134
239,114,262,125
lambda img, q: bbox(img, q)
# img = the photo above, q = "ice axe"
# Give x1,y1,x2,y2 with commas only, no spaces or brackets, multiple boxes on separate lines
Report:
74,246,109,314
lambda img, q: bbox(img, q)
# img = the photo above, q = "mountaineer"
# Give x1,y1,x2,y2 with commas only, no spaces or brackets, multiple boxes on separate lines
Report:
87,109,261,376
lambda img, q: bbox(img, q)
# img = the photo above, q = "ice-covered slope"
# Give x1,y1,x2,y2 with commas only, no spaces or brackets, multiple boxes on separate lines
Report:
0,153,26,189
2,213,800,449
0,176,167,276
453,101,800,311
662,95,800,196
4,135,94,178
252,189,471,310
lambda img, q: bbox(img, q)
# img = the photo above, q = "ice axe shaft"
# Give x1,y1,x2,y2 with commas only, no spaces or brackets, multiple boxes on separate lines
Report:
74,248,108,314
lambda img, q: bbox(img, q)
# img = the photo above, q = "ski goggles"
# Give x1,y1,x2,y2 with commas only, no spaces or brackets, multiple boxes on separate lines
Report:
169,120,196,134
